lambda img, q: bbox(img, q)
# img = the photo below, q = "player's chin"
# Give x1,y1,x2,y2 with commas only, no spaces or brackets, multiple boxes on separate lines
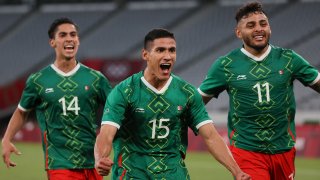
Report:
158,71,171,79
64,54,76,60
252,42,268,51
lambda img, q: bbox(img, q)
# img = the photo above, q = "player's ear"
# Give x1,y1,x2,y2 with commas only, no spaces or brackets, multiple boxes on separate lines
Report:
235,27,242,39
141,48,148,61
49,38,55,48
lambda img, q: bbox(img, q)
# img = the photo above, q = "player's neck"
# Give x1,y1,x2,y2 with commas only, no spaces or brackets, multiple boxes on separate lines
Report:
53,59,77,73
143,69,167,91
243,45,269,57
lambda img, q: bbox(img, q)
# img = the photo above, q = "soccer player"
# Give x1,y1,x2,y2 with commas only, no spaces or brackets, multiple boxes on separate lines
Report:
1,17,112,180
198,2,320,180
94,28,251,180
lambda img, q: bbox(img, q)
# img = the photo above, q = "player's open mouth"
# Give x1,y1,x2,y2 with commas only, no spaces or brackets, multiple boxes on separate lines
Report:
254,35,264,40
64,45,74,50
160,63,171,70
253,32,265,41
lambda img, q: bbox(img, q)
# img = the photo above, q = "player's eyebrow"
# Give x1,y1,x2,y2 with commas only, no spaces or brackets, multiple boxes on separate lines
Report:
168,47,176,52
155,47,166,51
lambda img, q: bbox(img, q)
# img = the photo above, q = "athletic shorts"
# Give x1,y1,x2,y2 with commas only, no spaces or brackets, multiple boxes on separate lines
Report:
230,146,295,180
47,168,103,180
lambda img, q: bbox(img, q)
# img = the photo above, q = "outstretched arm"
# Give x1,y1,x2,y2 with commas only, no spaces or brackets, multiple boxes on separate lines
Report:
94,124,117,176
1,108,29,168
310,79,320,93
199,123,251,180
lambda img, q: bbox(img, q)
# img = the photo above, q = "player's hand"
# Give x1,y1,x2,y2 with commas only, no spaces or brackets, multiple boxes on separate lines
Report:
235,171,251,180
1,140,22,168
95,156,114,176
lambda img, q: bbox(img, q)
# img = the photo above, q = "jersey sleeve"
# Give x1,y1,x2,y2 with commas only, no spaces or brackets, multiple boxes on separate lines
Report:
101,83,128,129
198,57,227,98
18,73,39,111
97,72,112,104
187,86,212,135
290,50,320,86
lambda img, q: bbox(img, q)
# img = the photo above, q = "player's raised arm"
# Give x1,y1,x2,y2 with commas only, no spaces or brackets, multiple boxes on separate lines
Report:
94,124,117,176
1,108,28,168
198,123,251,180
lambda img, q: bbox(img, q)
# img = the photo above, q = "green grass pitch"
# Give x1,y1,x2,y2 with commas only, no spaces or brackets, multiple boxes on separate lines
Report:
0,142,319,179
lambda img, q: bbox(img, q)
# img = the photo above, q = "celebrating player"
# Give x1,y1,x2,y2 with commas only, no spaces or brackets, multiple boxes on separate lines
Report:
1,17,112,180
94,28,251,180
198,2,320,180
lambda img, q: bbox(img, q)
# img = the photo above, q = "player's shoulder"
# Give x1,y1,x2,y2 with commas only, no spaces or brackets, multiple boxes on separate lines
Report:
171,73,187,83
217,48,242,62
270,45,295,57
115,71,143,89
27,65,51,79
171,74,197,91
79,63,104,75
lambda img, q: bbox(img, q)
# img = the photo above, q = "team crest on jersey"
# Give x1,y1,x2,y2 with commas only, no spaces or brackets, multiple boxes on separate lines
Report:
85,85,90,91
177,106,183,111
237,75,247,80
45,88,54,93
279,70,284,75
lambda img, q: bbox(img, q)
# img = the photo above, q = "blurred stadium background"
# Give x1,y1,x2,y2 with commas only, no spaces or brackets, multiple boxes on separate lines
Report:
0,0,319,179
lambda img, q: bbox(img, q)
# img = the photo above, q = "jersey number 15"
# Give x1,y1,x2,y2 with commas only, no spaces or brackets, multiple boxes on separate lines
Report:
149,119,170,139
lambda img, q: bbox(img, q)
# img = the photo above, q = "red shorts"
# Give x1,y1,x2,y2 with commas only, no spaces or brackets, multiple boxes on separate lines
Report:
47,168,103,180
230,146,295,180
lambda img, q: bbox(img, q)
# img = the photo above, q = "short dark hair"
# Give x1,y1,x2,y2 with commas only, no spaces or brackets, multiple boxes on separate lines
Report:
48,17,79,39
235,2,266,23
144,28,175,49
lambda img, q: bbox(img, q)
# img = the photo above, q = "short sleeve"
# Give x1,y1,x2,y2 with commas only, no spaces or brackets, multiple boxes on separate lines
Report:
198,58,227,98
19,73,40,111
291,50,320,86
101,83,128,129
187,86,212,135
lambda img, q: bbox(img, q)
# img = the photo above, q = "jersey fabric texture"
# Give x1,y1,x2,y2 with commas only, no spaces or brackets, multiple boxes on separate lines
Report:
102,71,212,179
199,45,320,154
19,63,112,169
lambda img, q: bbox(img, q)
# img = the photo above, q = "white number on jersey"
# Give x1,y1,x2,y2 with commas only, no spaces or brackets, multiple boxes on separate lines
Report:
253,82,270,103
149,118,170,139
58,96,81,116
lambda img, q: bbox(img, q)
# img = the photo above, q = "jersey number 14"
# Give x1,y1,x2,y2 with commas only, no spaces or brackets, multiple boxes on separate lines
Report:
59,96,81,116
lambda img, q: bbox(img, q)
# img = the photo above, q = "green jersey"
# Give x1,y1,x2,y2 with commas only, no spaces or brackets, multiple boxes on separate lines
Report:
102,71,211,179
19,63,112,169
199,45,319,154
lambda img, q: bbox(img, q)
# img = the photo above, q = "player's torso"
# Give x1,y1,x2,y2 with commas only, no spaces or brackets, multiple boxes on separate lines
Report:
35,65,101,122
224,49,294,116
113,76,192,178
33,65,102,169
224,48,296,153
118,76,193,153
